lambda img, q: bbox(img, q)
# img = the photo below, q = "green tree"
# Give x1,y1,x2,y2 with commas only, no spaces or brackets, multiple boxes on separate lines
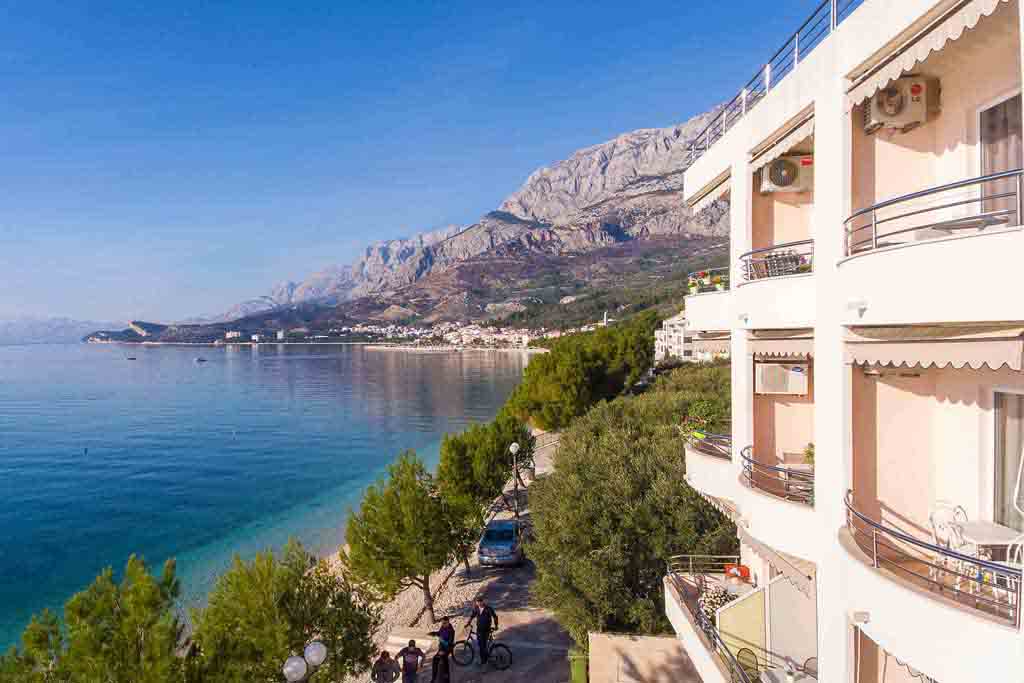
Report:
343,451,452,623
529,371,737,647
0,556,182,683
190,540,378,682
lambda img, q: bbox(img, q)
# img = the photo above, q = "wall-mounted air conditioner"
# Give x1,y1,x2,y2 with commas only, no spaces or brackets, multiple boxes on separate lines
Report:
755,362,809,395
760,155,814,194
864,76,940,134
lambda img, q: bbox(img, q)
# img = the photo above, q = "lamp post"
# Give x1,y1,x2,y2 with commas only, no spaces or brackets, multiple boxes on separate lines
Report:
509,442,520,520
282,641,328,682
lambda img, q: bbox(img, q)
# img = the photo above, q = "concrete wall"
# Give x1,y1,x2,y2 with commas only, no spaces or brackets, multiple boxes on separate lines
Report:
718,589,766,667
754,363,816,464
751,186,815,249
587,632,700,683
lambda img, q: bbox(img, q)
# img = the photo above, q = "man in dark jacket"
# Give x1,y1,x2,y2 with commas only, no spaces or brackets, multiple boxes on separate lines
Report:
464,597,498,666
371,651,400,683
396,640,425,683
428,616,457,682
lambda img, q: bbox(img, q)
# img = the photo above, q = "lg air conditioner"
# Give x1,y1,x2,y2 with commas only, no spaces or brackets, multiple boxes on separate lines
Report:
864,76,940,134
760,155,814,194
755,362,809,395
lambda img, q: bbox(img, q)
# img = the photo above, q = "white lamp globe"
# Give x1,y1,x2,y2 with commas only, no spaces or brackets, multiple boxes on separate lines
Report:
304,640,328,668
283,655,308,682
509,442,520,455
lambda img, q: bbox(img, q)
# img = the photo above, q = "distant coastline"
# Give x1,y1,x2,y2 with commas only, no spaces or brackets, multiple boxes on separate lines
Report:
84,339,545,352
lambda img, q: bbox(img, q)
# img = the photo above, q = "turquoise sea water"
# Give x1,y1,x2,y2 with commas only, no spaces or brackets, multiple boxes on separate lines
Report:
0,343,526,648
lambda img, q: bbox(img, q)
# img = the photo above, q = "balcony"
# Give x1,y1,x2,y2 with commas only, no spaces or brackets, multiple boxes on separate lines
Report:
739,447,818,560
685,268,732,334
734,241,815,329
839,171,1024,325
740,446,814,506
684,432,739,504
665,555,819,683
686,0,865,166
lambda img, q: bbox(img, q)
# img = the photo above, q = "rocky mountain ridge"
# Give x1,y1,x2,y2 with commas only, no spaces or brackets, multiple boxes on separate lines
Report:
206,106,726,323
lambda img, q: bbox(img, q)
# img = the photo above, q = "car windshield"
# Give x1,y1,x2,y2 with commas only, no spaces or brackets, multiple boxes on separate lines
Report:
483,529,515,543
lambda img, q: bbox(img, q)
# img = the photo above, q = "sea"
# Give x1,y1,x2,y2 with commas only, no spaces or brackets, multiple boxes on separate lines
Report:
0,343,527,649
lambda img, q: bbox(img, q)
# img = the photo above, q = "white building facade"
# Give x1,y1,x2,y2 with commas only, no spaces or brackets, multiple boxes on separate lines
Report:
654,312,693,363
667,1,1024,682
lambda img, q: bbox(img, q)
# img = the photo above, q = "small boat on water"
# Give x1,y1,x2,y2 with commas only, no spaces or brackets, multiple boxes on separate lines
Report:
126,356,137,361
195,357,208,363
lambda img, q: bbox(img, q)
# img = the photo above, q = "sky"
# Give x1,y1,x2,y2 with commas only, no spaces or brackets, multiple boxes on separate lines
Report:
0,0,819,322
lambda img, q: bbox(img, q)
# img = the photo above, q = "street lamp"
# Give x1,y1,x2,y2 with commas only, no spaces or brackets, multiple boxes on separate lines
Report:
283,641,328,682
509,442,521,520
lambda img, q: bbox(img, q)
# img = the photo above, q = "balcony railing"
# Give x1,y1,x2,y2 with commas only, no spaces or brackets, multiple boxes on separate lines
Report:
667,555,754,683
844,169,1024,256
684,431,733,460
740,446,814,505
687,267,730,295
739,239,814,282
686,0,865,166
844,491,1022,628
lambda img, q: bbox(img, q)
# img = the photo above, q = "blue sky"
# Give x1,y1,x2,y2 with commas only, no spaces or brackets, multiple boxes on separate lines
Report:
0,0,817,322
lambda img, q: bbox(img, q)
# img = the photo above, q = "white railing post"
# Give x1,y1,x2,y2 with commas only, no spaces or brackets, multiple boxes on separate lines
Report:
794,32,800,66
741,88,748,115
831,0,838,30
765,62,772,91
1016,173,1024,226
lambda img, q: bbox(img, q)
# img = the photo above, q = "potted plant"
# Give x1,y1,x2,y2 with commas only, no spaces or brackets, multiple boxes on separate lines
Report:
698,585,738,625
712,275,725,291
688,277,700,295
803,442,815,466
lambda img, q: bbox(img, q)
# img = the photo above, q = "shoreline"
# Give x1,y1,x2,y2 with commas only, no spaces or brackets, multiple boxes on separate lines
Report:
84,340,545,352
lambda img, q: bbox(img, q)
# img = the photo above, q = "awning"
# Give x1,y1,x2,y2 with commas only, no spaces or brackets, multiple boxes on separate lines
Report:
749,329,814,359
846,324,1024,370
846,0,1010,109
687,172,731,212
749,116,815,174
691,333,731,355
736,525,816,598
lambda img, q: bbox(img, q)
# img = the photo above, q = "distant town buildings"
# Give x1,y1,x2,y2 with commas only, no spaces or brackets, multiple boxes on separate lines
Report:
654,313,692,363
276,330,285,341
225,331,242,339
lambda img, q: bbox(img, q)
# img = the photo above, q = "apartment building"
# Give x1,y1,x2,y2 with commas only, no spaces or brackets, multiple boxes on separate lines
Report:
655,312,695,362
665,1,1024,681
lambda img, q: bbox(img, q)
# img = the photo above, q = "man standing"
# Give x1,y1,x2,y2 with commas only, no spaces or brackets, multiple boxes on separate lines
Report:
371,651,400,683
429,616,456,682
396,639,425,683
465,597,498,666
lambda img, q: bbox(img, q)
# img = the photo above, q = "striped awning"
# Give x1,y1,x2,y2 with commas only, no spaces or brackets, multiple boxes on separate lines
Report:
691,332,731,355
846,0,1010,110
687,172,731,212
846,324,1024,370
736,525,816,598
749,115,815,174
749,329,814,359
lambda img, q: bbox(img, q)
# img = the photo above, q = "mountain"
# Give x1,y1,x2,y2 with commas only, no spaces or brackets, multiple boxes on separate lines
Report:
208,107,726,322
0,317,120,345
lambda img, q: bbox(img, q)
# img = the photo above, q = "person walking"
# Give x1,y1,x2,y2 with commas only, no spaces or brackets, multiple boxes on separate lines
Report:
464,597,498,667
396,640,425,683
429,616,456,682
371,651,400,683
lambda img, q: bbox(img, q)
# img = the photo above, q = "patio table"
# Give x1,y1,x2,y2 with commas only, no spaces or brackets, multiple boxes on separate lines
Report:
761,666,813,683
959,521,1019,549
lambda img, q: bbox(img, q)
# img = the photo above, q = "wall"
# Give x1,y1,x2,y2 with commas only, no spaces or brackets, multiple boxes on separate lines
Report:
751,185,815,249
753,362,816,464
587,632,699,683
852,364,1024,538
767,576,818,669
718,589,766,667
855,630,920,683
850,3,1021,220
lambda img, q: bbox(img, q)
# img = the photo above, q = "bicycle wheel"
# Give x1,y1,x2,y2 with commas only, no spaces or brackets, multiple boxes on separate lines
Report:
488,643,512,670
451,640,474,666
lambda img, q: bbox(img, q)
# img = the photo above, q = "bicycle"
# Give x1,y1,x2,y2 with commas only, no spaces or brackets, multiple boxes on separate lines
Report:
451,626,511,670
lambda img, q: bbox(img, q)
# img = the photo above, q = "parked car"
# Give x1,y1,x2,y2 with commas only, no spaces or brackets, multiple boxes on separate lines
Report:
477,519,524,567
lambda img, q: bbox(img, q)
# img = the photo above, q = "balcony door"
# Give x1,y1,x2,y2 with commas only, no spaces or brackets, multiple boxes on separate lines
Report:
995,391,1024,531
980,94,1022,222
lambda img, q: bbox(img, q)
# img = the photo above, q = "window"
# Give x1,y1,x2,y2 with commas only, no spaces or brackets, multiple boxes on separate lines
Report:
980,94,1023,222
994,392,1024,531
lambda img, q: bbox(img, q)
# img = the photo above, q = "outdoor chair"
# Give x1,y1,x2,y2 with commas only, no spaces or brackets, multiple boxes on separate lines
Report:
803,656,818,678
735,648,759,682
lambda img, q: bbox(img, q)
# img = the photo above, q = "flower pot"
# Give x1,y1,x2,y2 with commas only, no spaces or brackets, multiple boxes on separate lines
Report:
715,283,725,291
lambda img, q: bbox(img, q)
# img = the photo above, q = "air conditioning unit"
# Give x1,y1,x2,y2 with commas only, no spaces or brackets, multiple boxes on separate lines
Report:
760,155,814,194
755,362,809,395
864,76,940,134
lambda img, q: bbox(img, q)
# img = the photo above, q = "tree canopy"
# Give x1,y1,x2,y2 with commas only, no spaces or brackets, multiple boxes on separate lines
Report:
342,451,452,623
528,363,737,646
189,540,378,682
0,556,182,683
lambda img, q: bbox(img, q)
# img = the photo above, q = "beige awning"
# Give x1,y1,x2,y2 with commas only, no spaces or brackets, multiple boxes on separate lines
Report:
749,116,815,174
691,332,731,355
846,0,1010,110
749,329,814,359
846,323,1024,370
736,525,816,598
687,172,731,212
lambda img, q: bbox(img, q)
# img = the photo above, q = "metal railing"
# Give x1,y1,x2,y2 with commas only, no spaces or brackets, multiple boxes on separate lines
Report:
687,267,730,294
739,239,814,281
687,0,865,166
845,169,1024,255
666,555,753,683
684,431,733,460
740,446,814,506
844,490,1022,628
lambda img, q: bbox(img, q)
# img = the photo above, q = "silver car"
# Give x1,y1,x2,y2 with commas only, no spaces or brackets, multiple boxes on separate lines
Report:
477,519,524,567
